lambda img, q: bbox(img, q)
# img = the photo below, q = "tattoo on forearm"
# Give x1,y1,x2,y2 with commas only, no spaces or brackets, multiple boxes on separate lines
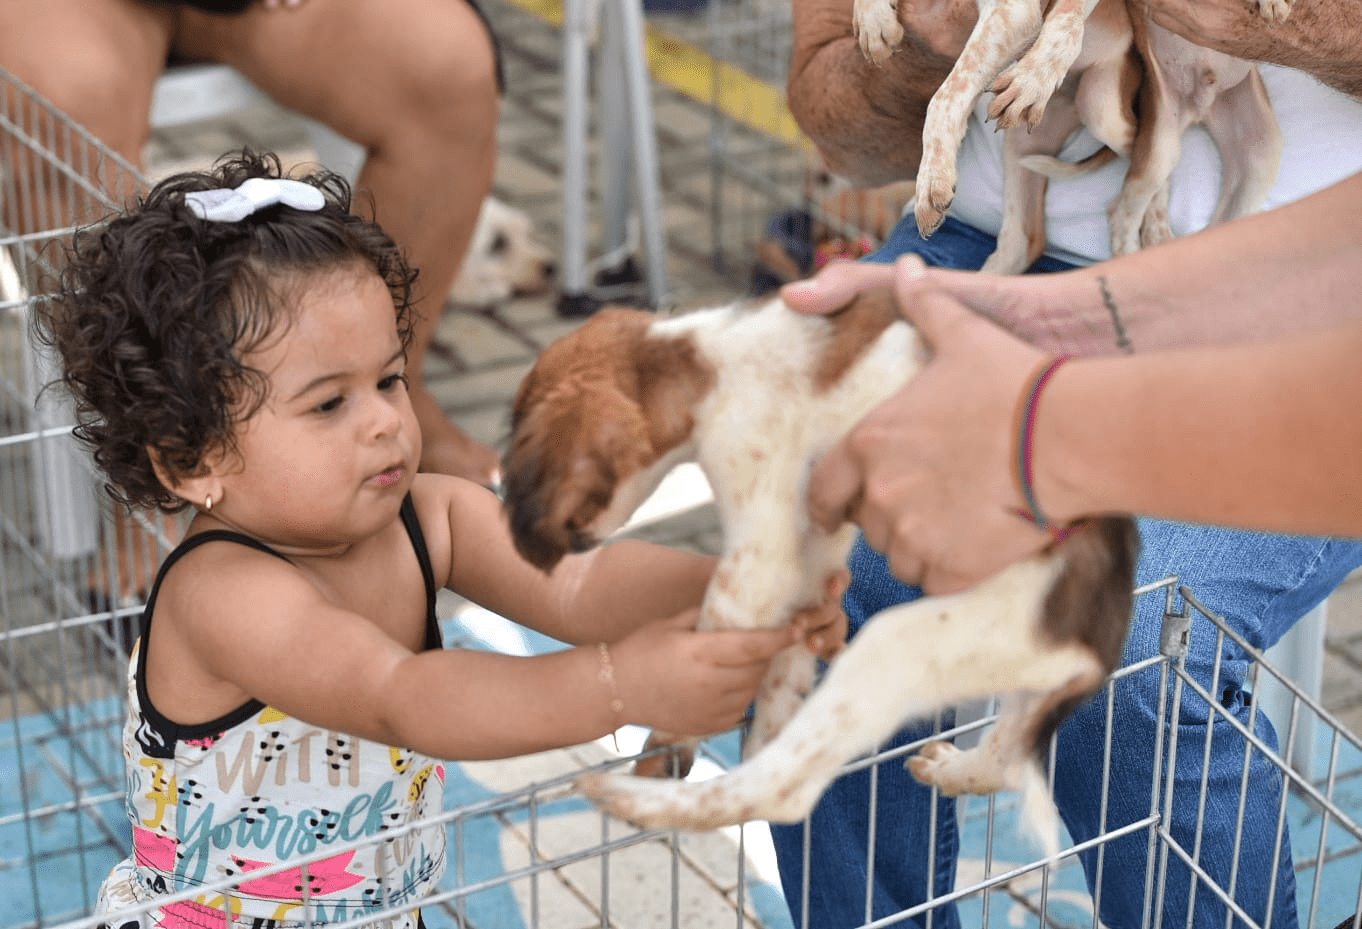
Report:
1098,275,1134,354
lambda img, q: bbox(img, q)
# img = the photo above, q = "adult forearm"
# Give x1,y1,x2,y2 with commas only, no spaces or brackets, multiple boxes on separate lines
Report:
1037,322,1362,536
789,0,957,185
999,173,1362,356
1144,0,1362,98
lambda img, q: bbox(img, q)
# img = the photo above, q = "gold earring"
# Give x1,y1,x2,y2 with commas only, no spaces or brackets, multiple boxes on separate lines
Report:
205,494,213,512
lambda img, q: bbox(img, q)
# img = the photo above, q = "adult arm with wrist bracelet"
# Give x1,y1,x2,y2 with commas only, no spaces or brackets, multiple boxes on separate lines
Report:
768,2,1362,928
785,199,1362,593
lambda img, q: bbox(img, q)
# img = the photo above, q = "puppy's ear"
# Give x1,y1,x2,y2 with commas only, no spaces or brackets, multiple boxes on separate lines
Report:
501,393,578,571
502,378,650,572
636,336,714,451
550,412,648,530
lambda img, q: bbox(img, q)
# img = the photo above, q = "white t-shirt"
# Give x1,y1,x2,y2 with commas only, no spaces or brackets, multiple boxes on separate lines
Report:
948,65,1362,266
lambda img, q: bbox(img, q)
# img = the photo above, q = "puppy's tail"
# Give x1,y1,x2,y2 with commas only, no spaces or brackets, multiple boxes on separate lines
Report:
1019,146,1118,180
1020,761,1061,861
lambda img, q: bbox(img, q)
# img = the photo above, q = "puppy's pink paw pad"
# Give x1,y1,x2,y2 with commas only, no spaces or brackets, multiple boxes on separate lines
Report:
907,740,963,789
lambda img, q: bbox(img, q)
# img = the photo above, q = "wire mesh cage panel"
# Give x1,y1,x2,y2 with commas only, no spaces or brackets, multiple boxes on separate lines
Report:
0,66,171,927
637,0,918,295
491,0,913,305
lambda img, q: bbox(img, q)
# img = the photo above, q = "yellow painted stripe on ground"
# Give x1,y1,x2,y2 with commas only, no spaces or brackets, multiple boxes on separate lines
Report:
501,0,807,146
511,0,565,24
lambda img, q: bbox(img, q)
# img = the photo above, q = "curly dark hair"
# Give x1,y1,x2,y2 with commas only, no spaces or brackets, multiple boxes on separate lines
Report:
32,149,419,513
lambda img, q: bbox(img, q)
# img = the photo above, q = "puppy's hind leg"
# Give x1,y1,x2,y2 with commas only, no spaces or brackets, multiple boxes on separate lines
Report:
577,556,1096,831
1108,85,1179,255
1203,67,1282,226
1072,41,1139,160
1109,19,1179,256
982,97,1080,275
916,0,1044,238
909,672,1105,858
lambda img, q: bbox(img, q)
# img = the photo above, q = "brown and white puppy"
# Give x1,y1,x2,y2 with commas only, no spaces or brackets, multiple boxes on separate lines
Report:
854,0,1120,239
981,0,1141,273
501,292,1139,851
450,196,556,307
1105,14,1284,255
853,0,1286,272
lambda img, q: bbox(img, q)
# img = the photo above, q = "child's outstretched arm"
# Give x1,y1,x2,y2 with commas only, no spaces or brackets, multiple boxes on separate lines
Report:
424,476,847,650
382,576,844,757
175,547,805,760
422,475,709,641
161,479,846,761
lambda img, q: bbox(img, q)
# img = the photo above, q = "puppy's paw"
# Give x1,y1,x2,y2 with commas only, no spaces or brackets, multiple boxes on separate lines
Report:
852,0,904,64
576,772,740,831
913,158,956,239
1138,201,1173,249
577,772,648,826
1253,0,1290,23
979,238,1031,276
1107,201,1145,257
907,740,968,794
988,66,1059,130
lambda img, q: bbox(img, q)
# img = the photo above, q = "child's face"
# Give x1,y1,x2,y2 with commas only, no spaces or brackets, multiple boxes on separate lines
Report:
205,268,420,551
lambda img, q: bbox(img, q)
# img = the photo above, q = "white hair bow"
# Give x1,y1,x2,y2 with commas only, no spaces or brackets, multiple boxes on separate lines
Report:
184,177,326,223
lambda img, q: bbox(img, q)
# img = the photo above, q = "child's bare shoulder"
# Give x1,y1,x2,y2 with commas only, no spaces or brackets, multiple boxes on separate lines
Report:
408,472,519,591
409,473,503,532
158,533,319,619
147,533,327,689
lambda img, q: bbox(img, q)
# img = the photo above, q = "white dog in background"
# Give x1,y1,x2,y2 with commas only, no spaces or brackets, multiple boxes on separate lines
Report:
450,196,556,306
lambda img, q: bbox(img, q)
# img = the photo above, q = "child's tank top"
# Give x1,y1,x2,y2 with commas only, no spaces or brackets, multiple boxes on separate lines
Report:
99,495,445,926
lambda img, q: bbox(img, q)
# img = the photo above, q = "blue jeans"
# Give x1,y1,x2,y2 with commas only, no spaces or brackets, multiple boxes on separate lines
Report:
769,216,1362,929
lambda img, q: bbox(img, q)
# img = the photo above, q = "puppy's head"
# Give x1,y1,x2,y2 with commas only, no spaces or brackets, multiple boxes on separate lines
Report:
450,197,556,306
503,308,714,571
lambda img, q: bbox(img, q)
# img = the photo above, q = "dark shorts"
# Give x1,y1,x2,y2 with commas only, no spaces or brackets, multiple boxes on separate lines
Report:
166,0,505,93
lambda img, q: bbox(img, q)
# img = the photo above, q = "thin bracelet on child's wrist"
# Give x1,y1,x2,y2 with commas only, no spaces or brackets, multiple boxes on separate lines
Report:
596,642,626,721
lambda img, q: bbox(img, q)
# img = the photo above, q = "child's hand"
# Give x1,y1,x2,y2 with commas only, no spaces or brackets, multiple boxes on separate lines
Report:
789,568,850,661
610,610,800,738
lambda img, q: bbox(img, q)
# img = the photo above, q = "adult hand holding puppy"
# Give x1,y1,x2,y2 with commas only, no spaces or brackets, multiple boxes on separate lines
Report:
788,240,1362,595
788,258,1058,595
1141,0,1362,97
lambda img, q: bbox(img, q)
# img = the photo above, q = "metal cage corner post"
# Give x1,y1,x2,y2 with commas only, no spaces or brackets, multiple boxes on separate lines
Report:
559,0,670,314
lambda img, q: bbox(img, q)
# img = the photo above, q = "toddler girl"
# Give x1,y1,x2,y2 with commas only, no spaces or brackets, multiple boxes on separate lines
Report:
37,151,844,927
